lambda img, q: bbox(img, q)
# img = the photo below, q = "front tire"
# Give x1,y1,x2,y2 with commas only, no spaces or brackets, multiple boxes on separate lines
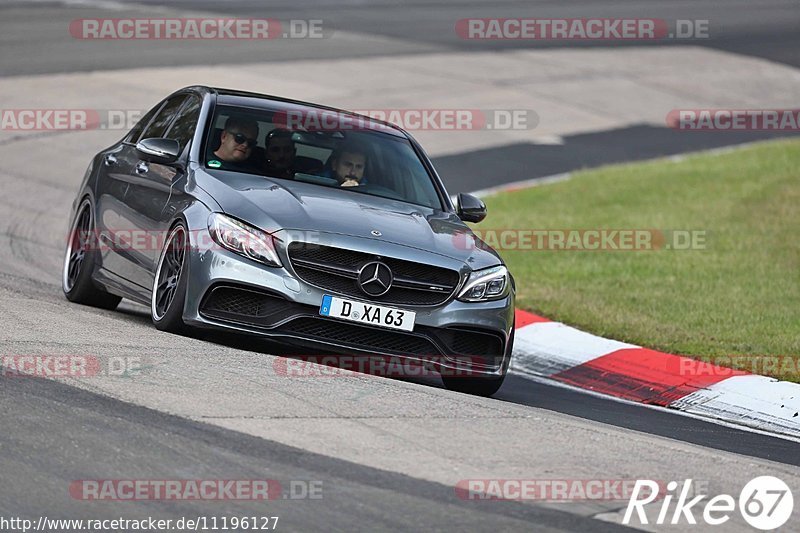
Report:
151,222,189,333
62,198,122,310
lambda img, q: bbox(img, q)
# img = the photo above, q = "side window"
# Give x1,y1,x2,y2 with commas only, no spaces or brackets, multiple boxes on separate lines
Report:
164,96,202,153
124,101,164,144
140,95,187,140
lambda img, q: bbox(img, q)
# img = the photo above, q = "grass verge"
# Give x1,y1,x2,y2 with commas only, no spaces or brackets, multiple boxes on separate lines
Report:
480,139,800,381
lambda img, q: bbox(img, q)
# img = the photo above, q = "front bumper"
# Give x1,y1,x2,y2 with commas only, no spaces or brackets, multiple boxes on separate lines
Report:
182,227,515,377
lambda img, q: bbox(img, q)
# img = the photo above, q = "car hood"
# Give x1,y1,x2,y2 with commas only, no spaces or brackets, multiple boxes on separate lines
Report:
196,169,502,268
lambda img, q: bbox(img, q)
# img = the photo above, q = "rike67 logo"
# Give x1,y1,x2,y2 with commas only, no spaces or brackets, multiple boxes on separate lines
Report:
624,477,794,530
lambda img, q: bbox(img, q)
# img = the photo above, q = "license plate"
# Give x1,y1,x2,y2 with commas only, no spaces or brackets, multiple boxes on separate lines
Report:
319,294,416,332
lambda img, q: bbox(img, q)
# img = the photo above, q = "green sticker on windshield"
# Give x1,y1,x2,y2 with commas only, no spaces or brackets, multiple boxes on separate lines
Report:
208,159,222,168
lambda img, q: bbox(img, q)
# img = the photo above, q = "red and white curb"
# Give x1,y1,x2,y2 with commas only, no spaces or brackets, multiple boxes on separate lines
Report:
511,309,800,440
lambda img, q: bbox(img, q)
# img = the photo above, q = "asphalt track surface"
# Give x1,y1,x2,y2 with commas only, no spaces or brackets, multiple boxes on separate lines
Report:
1,1,799,531
1,375,628,532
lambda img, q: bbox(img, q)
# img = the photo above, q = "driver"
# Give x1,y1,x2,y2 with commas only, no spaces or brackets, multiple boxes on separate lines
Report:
328,143,368,187
211,116,259,170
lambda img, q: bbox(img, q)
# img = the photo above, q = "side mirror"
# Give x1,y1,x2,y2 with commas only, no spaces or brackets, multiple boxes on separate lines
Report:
136,138,181,164
456,193,487,223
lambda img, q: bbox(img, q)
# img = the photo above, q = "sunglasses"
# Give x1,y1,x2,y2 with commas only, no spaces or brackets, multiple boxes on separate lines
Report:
228,132,257,148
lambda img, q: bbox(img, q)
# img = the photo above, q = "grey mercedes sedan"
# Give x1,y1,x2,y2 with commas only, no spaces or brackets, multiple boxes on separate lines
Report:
62,86,515,396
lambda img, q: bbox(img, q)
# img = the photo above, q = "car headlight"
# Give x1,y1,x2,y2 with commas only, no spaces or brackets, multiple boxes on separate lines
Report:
208,213,282,267
457,265,510,302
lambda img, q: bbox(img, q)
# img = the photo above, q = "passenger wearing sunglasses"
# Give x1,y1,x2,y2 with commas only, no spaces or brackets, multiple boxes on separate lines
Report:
263,128,296,179
213,116,259,168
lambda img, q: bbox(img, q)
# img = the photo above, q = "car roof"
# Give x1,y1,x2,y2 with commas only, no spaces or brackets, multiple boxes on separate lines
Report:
187,85,408,139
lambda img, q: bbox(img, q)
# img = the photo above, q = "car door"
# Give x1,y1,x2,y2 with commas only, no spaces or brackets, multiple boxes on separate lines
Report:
94,99,166,282
116,94,202,291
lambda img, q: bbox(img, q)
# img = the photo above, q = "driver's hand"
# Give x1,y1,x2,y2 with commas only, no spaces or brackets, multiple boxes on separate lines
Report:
341,179,359,187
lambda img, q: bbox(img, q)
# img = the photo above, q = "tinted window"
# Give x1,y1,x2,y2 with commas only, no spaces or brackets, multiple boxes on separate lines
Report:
141,95,187,140
165,96,201,152
205,105,443,210
124,101,163,144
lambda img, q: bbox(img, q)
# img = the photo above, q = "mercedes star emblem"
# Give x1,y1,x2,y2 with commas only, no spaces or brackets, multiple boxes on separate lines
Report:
357,261,393,297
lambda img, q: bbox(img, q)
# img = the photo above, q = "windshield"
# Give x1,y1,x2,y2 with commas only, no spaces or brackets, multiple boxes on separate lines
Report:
204,104,444,210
